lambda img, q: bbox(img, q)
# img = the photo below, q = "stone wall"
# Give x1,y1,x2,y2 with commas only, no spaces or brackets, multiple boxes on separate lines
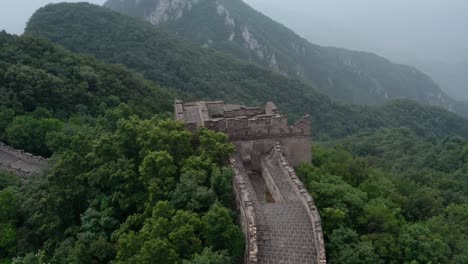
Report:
216,115,312,170
231,157,259,264
204,114,309,139
260,158,284,202
267,143,327,264
224,107,261,118
0,142,48,178
175,100,324,262
205,101,224,117
234,135,311,170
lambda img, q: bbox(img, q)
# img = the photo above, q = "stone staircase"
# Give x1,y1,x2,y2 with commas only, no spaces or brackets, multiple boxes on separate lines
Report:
259,202,316,263
243,160,319,264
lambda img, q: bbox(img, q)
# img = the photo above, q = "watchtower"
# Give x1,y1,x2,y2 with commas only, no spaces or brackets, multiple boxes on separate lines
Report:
174,100,312,170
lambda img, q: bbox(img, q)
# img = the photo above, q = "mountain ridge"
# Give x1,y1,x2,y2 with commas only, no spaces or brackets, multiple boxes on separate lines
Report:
24,3,468,140
104,0,459,113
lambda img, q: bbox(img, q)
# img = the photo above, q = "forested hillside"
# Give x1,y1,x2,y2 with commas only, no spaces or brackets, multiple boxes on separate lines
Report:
0,32,244,263
0,31,173,155
0,3,467,264
298,128,468,263
104,0,458,112
0,108,244,263
24,3,468,140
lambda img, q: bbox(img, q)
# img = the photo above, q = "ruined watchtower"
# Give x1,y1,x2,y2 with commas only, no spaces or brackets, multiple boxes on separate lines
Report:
175,100,326,264
174,100,312,170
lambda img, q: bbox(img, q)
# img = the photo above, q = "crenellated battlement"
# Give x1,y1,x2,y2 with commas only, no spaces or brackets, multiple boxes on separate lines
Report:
267,143,327,264
205,114,310,140
175,99,325,264
175,100,311,140
175,100,312,169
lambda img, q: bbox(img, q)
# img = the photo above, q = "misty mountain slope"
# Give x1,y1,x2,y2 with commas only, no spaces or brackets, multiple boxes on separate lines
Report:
104,0,457,110
24,3,468,140
410,59,468,101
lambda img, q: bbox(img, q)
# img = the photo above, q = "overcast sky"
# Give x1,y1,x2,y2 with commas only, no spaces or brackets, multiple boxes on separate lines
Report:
1,0,467,63
243,0,468,63
0,0,105,35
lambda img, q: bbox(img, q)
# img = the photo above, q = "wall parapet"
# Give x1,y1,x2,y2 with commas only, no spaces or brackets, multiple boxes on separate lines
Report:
204,114,311,141
268,143,327,264
0,142,48,165
0,142,48,178
230,157,258,264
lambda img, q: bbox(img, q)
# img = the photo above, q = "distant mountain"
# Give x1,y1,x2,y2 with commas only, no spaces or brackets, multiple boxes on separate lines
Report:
104,0,457,112
24,3,468,140
409,59,468,101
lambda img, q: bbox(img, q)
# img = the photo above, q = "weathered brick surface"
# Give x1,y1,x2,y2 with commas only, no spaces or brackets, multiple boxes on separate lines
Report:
176,100,326,263
0,142,47,178
248,170,318,264
269,144,327,264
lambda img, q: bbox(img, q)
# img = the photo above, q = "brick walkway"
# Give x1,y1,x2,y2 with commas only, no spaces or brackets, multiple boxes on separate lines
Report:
247,166,317,264
0,148,45,177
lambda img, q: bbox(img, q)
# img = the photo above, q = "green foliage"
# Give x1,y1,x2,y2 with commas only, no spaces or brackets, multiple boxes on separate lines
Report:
24,3,468,140
0,3,466,264
400,223,450,263
183,248,231,264
201,203,244,263
298,130,468,263
198,129,235,165
0,187,19,262
0,31,173,153
6,107,243,263
327,227,383,264
0,172,21,191
139,151,178,201
5,114,63,156
116,201,202,263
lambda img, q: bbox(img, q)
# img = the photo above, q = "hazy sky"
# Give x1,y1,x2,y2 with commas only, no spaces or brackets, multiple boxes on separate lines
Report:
243,0,468,63
0,0,106,35
1,0,467,63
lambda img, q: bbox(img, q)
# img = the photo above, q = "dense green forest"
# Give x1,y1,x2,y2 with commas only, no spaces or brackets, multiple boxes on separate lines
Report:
0,3,467,264
0,31,244,263
298,128,468,263
24,3,468,140
0,31,173,155
0,106,244,263
104,0,460,113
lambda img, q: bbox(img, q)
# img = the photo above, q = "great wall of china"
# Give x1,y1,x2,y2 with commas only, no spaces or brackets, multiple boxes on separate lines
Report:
175,100,326,264
0,142,47,178
0,100,327,263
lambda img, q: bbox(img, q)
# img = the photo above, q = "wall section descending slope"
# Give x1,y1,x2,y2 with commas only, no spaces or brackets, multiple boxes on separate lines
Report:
0,142,48,178
176,100,326,263
267,143,327,264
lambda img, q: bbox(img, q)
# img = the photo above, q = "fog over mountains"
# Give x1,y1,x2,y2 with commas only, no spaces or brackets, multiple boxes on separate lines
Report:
3,0,467,63
1,0,466,99
0,0,105,34
243,0,468,99
243,0,468,62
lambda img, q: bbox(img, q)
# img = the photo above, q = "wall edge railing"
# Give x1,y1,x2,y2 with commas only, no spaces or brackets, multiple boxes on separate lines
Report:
230,157,259,264
269,143,327,264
